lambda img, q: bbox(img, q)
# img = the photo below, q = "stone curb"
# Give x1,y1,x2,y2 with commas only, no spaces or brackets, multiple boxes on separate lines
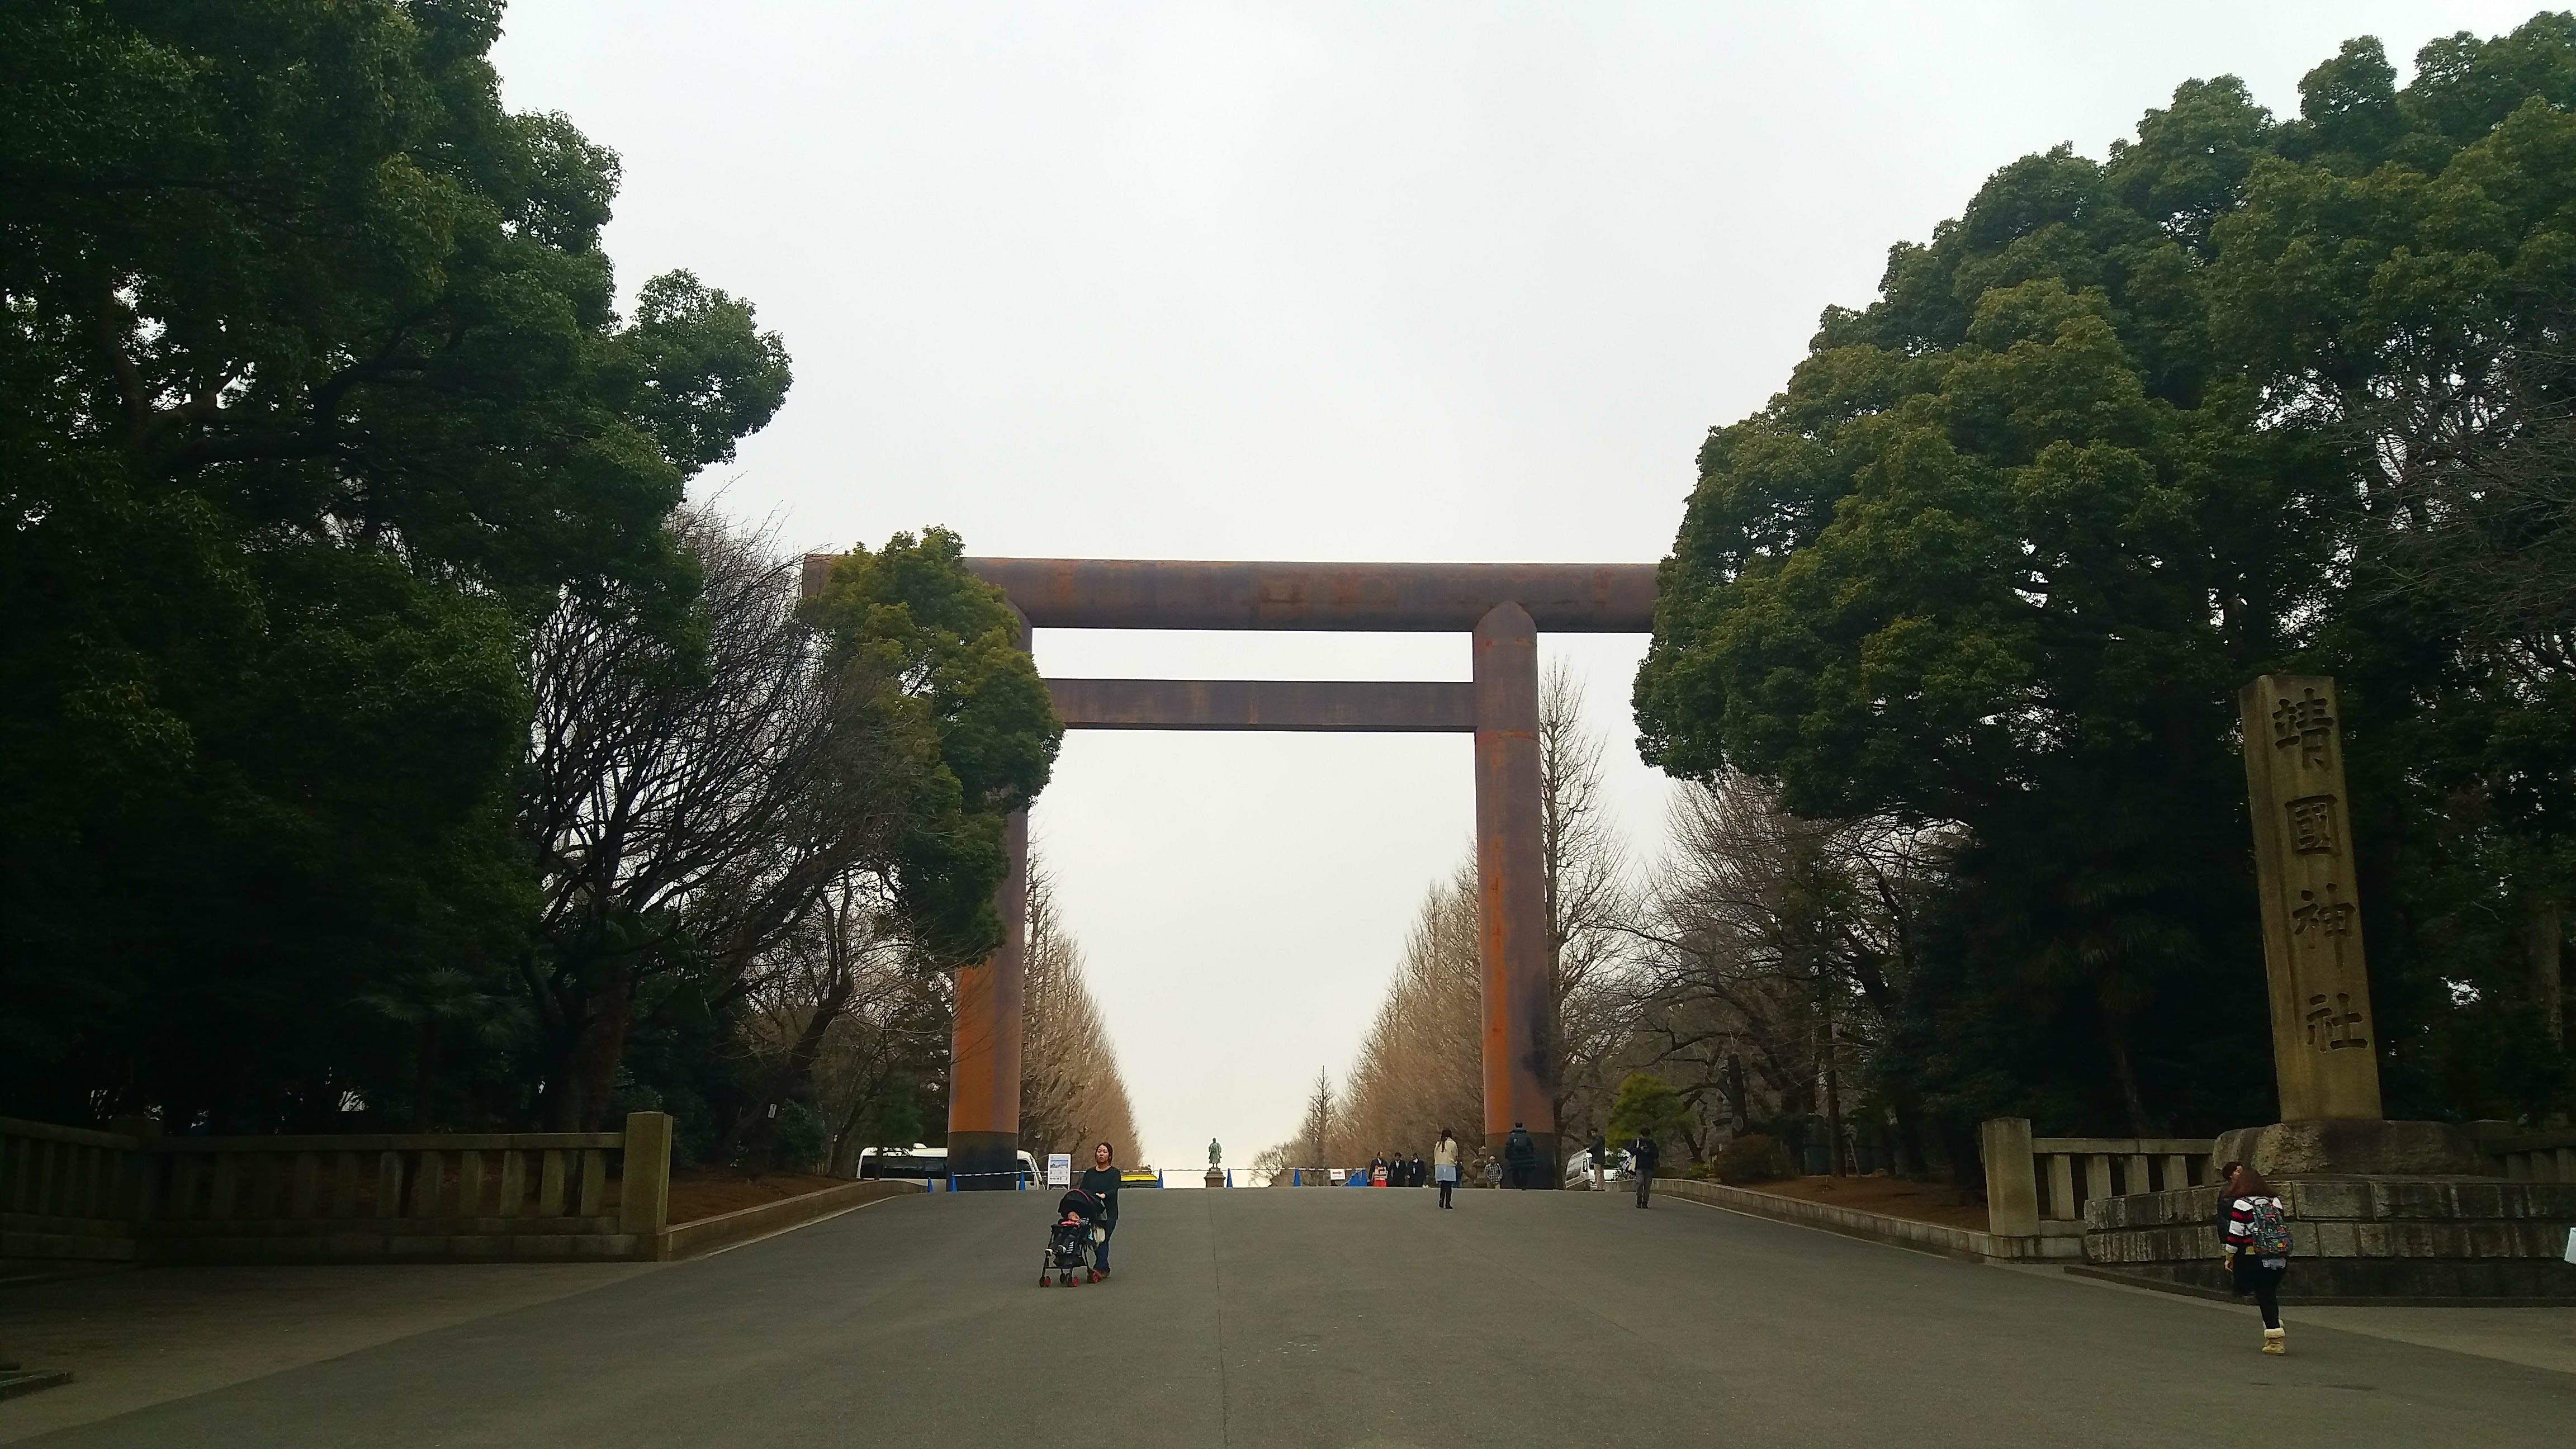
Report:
1649,1178,2061,1264
658,1179,926,1261
0,1369,75,1403
2063,1262,2576,1308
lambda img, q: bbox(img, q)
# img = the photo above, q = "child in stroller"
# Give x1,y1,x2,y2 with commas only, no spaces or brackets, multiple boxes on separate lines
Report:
1041,1187,1106,1286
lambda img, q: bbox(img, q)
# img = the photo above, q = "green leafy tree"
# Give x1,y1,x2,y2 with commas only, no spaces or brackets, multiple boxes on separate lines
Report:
1637,16,2576,1135
804,528,1062,964
0,1,787,1125
1606,1072,1694,1151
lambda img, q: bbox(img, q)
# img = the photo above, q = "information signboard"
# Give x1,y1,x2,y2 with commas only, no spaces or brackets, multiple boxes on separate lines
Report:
1045,1152,1072,1188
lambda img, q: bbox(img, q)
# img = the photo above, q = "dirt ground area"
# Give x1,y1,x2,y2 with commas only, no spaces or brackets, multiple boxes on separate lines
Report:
666,1168,847,1225
1736,1173,1990,1232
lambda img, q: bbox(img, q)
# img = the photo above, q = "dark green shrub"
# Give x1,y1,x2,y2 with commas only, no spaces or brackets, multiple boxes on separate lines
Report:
1713,1133,1794,1185
776,1102,827,1171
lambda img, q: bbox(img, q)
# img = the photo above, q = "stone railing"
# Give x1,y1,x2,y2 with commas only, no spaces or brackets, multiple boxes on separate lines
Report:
0,1117,150,1260
1980,1118,2214,1246
0,1112,672,1263
2470,1125,2576,1182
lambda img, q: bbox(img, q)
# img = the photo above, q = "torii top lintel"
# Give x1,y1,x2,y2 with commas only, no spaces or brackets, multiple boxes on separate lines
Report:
800,556,1658,633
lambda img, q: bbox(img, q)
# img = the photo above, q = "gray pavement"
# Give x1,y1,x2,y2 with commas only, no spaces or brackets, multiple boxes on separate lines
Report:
6,1187,2571,1447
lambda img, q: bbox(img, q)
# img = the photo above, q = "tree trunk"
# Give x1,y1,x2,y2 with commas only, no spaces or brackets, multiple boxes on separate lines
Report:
1818,984,1846,1177
408,1021,440,1131
565,958,637,1132
2530,902,2564,1045
826,1071,881,1178
2104,1015,2151,1137
1942,1118,1981,1199
1887,1096,1927,1179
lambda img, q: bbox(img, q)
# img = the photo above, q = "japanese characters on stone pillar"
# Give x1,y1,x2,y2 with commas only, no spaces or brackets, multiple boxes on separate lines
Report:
2239,675,2384,1121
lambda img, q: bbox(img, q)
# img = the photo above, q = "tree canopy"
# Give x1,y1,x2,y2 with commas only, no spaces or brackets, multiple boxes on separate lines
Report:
1635,15,2576,1133
1,0,787,1130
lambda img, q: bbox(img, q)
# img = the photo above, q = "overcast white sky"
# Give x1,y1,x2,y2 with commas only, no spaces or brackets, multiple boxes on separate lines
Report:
493,2,2540,1169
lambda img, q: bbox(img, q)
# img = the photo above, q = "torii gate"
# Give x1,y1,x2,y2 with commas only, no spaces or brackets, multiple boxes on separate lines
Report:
803,557,1658,1187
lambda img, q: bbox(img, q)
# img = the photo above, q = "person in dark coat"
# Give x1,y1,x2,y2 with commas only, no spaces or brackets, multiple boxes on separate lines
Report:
1588,1131,1609,1190
1370,1153,1389,1186
1630,1131,1661,1208
1503,1123,1537,1188
1409,1152,1426,1187
1077,1141,1123,1276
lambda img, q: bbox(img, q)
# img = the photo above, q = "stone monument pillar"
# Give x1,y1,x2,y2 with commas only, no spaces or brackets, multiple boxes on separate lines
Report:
2239,674,2382,1121
2220,675,2483,1176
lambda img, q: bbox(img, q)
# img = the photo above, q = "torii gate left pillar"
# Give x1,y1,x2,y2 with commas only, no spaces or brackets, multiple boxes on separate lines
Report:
806,557,1657,1188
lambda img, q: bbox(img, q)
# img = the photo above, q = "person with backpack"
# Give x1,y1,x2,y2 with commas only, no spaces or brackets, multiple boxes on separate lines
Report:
1503,1123,1537,1188
2218,1159,2293,1354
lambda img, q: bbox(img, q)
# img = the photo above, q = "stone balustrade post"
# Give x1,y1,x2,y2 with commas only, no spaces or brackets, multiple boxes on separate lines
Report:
618,1112,673,1252
1980,1117,2040,1237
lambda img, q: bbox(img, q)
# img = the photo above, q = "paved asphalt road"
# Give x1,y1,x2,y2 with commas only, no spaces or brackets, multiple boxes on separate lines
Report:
16,1187,2572,1447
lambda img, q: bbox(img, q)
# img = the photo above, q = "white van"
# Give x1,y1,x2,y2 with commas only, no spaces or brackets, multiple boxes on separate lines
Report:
1563,1146,1630,1186
855,1143,1038,1186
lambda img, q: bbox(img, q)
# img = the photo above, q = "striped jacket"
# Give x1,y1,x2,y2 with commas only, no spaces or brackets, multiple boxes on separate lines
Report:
2224,1194,2290,1261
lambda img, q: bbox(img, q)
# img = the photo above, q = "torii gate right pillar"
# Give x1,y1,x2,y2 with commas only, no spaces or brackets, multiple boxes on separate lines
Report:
1474,602,1557,1178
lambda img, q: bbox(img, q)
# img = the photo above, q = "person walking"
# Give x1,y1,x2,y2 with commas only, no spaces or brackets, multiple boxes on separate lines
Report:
1589,1131,1609,1191
1078,1141,1124,1278
1503,1123,1536,1189
1630,1130,1661,1208
1433,1129,1460,1208
2219,1159,2293,1353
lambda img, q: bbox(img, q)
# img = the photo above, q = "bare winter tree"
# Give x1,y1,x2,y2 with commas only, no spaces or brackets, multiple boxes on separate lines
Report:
1538,662,1638,1151
733,868,924,1171
519,508,908,1128
1334,865,1485,1166
1625,774,1948,1173
1298,1068,1337,1171
1246,1142,1295,1186
811,963,950,1176
1017,862,1140,1162
1330,671,1640,1173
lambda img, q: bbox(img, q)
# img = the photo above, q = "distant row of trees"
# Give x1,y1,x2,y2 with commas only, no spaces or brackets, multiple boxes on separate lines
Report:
1267,669,1922,1180
0,3,1069,1169
1019,866,1142,1163
1269,669,1640,1174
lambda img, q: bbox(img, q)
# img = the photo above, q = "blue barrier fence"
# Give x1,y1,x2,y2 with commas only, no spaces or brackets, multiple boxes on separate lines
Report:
936,1169,1032,1192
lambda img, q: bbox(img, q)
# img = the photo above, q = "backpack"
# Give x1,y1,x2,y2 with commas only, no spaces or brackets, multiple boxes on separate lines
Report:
2244,1196,2293,1258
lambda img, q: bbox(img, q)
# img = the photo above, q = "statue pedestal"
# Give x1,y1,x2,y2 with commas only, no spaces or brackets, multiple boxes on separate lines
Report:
1204,1167,1224,1189
2082,1121,2576,1301
2213,1118,2488,1177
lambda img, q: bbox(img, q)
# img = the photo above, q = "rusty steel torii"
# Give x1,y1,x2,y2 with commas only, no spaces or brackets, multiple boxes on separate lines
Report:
801,556,1658,1188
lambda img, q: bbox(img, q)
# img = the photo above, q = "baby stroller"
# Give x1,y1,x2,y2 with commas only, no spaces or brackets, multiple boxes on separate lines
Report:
1041,1187,1104,1286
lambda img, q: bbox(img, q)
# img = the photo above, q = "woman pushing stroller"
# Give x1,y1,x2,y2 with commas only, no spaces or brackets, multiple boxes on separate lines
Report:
1079,1140,1123,1277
